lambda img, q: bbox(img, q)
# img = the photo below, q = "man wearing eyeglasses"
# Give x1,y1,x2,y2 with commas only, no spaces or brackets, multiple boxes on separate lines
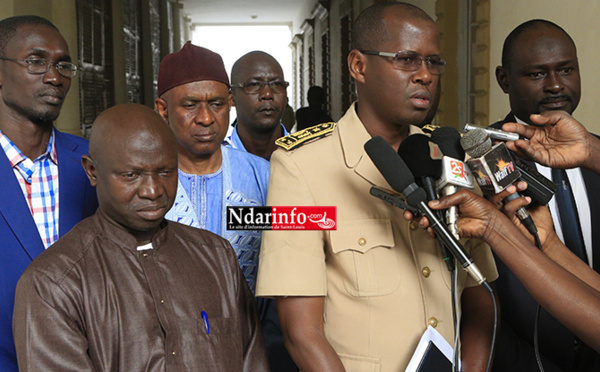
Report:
228,51,289,159
0,15,97,371
154,42,297,371
256,3,497,371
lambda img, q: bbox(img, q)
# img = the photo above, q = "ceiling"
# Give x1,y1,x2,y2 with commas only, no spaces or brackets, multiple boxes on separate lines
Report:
180,0,306,26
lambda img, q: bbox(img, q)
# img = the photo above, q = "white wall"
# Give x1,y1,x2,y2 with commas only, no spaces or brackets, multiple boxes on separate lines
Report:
489,0,600,134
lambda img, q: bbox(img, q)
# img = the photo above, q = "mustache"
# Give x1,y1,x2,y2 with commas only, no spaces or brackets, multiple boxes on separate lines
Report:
35,88,65,100
539,95,571,105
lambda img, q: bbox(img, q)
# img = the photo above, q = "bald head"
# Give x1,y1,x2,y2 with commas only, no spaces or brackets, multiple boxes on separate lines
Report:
84,104,179,243
89,104,178,163
230,51,288,154
231,51,283,84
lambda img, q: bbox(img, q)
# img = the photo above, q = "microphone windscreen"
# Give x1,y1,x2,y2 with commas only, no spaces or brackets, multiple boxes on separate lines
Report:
364,136,415,192
397,134,441,179
431,127,465,160
461,129,492,158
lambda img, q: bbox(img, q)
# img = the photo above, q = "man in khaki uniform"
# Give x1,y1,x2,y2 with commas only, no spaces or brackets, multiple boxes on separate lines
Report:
256,3,498,371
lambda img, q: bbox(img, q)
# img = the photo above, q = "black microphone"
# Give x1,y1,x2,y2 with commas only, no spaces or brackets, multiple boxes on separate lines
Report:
461,129,538,235
364,136,487,285
462,127,556,206
431,127,475,240
398,134,454,271
398,134,442,202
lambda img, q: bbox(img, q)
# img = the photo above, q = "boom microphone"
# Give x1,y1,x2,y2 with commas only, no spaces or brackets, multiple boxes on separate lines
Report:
364,136,487,285
461,129,538,235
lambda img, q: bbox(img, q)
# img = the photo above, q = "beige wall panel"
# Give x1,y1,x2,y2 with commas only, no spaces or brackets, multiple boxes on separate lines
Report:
0,0,14,20
490,0,600,134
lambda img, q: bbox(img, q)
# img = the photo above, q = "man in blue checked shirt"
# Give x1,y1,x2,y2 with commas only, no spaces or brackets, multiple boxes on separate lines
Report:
0,15,97,371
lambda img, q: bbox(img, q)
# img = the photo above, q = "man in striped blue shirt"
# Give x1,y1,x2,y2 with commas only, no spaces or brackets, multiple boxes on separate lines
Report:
0,16,97,371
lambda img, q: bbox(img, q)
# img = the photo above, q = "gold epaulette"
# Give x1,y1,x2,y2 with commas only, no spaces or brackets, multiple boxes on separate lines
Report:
275,122,336,150
421,124,440,134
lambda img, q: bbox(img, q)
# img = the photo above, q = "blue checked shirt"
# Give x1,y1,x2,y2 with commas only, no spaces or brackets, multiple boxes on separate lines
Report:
0,129,59,248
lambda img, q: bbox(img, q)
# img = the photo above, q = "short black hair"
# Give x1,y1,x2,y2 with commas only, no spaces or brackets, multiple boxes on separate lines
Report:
351,1,434,51
307,86,326,106
0,15,58,56
501,19,575,69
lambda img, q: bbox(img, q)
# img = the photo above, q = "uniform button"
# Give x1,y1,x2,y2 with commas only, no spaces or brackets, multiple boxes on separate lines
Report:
172,351,176,356
358,238,366,246
422,267,431,278
143,253,148,257
410,221,419,230
428,317,438,328
160,299,165,304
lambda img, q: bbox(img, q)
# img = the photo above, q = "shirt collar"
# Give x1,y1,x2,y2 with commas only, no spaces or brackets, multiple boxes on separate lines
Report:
0,127,58,168
226,123,289,151
92,209,170,253
339,102,422,167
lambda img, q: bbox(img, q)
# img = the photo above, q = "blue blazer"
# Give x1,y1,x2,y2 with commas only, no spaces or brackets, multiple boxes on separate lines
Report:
0,130,98,372
491,114,600,371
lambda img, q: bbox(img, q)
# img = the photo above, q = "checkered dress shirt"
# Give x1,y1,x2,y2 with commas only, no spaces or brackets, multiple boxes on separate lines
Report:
0,129,59,248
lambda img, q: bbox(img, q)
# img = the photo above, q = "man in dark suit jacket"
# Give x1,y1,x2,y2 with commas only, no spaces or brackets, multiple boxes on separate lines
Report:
490,19,600,371
0,16,97,371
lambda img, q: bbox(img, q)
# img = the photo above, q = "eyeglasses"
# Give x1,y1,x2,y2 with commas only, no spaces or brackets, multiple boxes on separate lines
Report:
231,81,289,94
0,57,78,78
360,50,446,75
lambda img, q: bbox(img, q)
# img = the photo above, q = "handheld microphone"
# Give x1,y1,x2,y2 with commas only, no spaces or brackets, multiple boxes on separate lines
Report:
461,129,538,235
397,134,442,203
398,134,454,271
364,136,487,285
464,123,519,142
431,127,474,240
461,126,557,202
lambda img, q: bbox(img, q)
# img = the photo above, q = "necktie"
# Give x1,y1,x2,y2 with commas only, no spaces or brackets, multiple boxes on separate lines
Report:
551,168,588,263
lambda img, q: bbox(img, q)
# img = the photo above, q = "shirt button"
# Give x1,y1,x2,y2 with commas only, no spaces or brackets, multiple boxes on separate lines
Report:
358,238,366,246
172,351,176,356
422,267,431,278
142,253,148,257
410,221,419,230
160,299,165,304
428,317,438,328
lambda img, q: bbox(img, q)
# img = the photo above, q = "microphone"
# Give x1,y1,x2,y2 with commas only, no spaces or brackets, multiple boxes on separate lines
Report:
464,123,519,142
462,127,556,205
461,129,538,235
398,134,454,271
364,136,487,285
431,127,474,240
397,134,442,203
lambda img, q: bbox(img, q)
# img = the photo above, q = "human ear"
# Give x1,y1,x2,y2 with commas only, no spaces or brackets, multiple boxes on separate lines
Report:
154,97,168,121
348,50,367,84
496,66,510,94
81,155,98,187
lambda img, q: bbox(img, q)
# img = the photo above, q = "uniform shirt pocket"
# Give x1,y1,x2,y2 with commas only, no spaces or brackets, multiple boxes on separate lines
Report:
330,219,398,296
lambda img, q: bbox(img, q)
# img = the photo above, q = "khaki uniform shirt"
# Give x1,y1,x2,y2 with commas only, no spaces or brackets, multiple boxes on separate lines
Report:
14,211,268,371
257,103,498,371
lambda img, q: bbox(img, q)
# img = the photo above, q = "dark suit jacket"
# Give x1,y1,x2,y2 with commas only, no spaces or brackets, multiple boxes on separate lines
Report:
491,113,600,371
0,130,98,372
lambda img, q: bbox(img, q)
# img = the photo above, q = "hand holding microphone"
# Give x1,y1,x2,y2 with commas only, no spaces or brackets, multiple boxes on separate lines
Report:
365,136,488,285
430,127,474,240
501,111,600,173
460,129,539,235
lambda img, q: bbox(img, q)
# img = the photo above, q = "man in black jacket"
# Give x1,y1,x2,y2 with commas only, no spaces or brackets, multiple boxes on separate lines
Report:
491,19,600,372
